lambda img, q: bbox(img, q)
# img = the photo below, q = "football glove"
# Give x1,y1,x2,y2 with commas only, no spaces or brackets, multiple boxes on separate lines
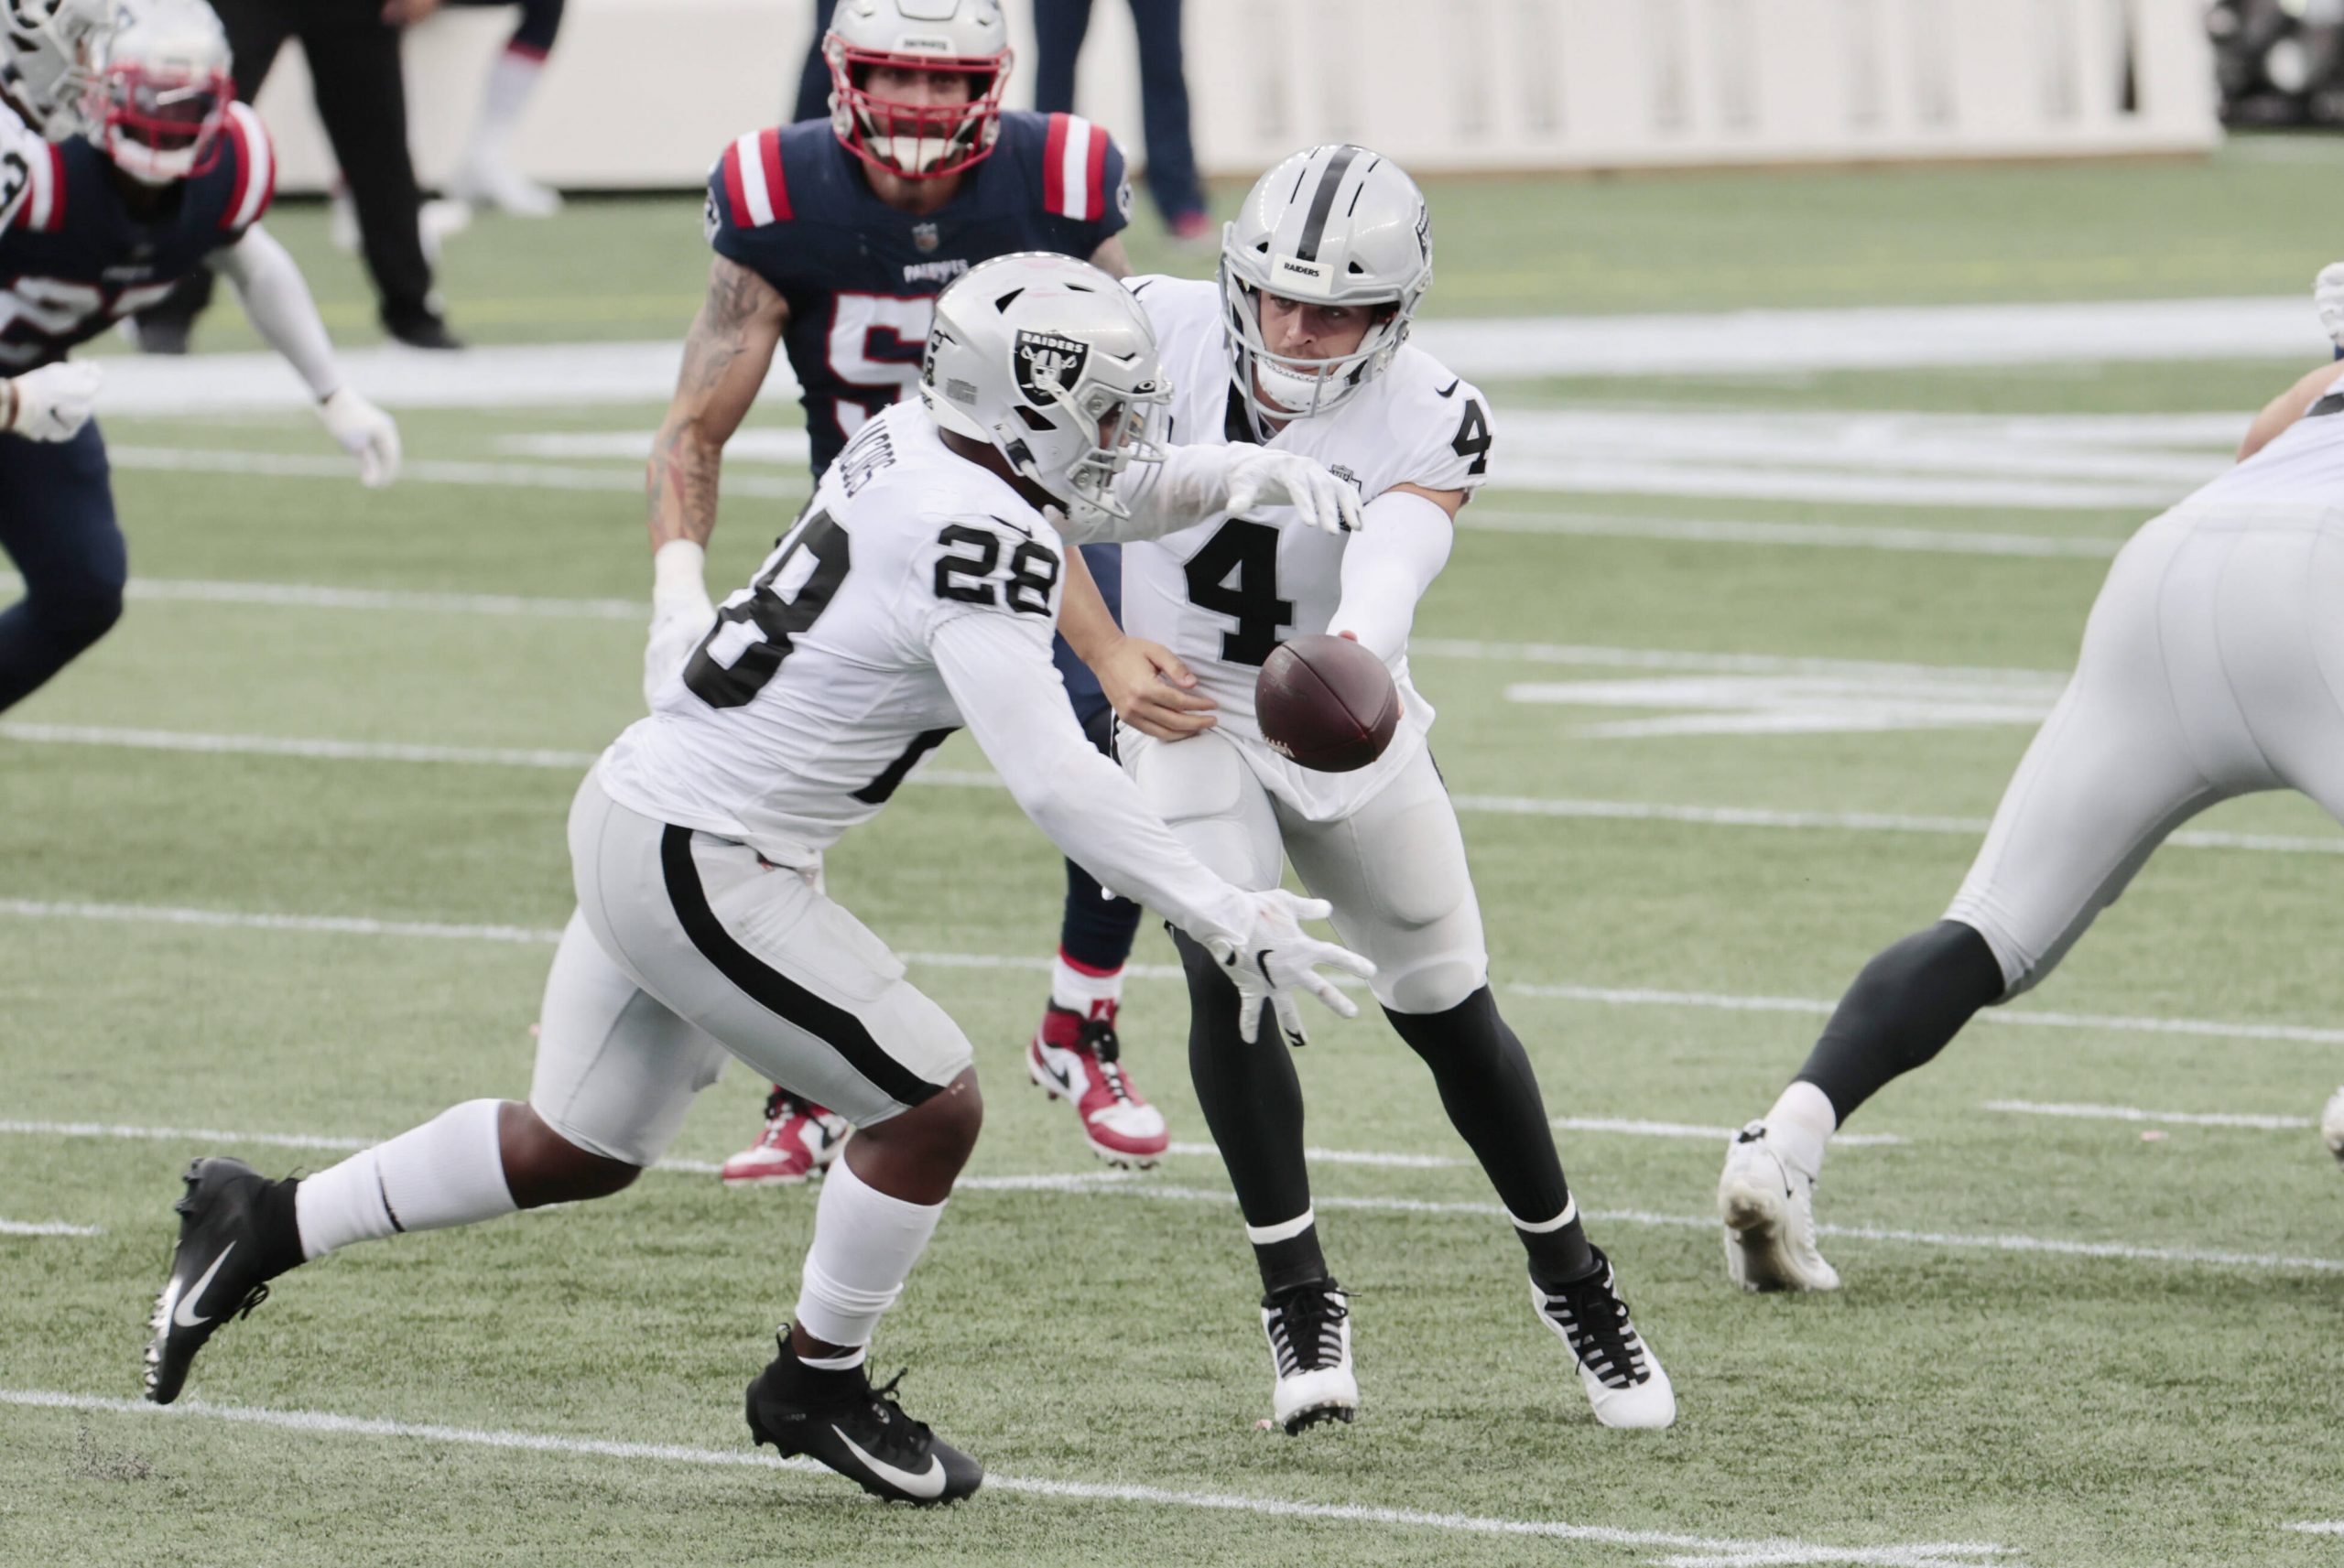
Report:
5,361,102,442
1208,890,1376,1045
644,538,717,708
317,387,401,488
2318,262,2344,353
1223,448,1364,535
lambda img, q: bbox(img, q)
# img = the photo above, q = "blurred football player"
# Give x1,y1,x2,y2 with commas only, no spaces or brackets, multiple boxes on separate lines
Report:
1058,146,1677,1432
143,254,1371,1506
642,0,1180,1184
443,0,564,217
1720,261,2344,1292
0,0,397,712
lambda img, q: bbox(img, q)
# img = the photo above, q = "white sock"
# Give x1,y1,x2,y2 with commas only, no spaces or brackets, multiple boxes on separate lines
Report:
793,1158,945,1349
1050,951,1123,1018
470,49,544,166
1765,1081,1839,1178
294,1098,516,1260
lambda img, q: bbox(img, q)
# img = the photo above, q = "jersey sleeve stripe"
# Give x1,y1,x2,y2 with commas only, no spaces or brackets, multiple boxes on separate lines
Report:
222,102,275,231
1081,119,1108,222
1042,112,1069,217
24,142,60,232
1056,115,1096,222
757,126,790,221
727,129,787,227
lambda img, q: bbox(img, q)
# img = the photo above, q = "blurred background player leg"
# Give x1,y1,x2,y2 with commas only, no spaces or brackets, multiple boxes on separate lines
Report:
446,0,565,215
1026,544,1164,1167
133,0,461,353
790,0,841,123
0,424,123,712
1033,0,1207,241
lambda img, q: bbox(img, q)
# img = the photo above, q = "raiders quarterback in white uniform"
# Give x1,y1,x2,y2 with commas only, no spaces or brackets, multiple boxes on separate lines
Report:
1058,146,1675,1433
1719,268,2344,1294
141,254,1374,1507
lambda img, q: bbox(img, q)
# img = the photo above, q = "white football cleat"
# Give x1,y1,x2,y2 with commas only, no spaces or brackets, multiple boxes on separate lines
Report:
450,154,563,218
1261,1279,1356,1433
1530,1249,1676,1429
1718,1120,1840,1292
2322,1087,2344,1164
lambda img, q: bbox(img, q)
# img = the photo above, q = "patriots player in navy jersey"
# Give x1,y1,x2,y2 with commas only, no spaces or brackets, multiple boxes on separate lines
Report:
0,0,398,712
639,0,1193,1183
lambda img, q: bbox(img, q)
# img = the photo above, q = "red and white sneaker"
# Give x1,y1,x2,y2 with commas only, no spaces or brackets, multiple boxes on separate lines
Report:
1026,1000,1169,1168
720,1089,848,1187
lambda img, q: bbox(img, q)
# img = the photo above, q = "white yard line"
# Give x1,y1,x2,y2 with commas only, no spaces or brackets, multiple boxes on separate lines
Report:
7,1116,2327,1278
1549,1116,1906,1148
1464,509,2126,557
0,1218,101,1237
0,1389,2017,1568
7,724,2340,858
106,446,810,504
3,895,2338,1046
1981,1100,2317,1131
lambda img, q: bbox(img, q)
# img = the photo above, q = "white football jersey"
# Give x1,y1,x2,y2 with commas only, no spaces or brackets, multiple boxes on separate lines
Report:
597,399,1069,864
2188,366,2344,512
1119,275,1493,819
0,103,43,233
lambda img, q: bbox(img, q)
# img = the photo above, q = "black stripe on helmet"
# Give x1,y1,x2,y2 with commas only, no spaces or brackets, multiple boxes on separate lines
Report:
1294,144,1361,263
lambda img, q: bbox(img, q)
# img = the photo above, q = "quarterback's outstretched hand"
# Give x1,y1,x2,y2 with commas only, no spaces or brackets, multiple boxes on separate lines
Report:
2318,262,2344,352
1209,890,1375,1045
1224,448,1363,535
318,388,401,488
5,361,102,443
1093,633,1218,740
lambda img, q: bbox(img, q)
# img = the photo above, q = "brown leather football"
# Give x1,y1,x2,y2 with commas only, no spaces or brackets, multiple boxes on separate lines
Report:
1255,633,1400,773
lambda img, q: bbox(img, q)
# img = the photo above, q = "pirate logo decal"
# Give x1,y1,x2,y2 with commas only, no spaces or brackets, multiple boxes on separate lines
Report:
1014,330,1089,406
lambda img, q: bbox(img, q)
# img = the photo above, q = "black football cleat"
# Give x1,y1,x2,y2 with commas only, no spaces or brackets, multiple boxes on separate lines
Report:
745,1336,982,1505
144,1157,298,1405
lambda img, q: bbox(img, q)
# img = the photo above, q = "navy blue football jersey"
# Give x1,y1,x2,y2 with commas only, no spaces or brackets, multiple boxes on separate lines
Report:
705,110,1132,479
0,101,276,371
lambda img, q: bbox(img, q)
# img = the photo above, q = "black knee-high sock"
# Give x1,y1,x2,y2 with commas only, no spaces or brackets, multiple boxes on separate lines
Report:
1794,920,2007,1122
1172,929,1325,1293
1383,987,1594,1288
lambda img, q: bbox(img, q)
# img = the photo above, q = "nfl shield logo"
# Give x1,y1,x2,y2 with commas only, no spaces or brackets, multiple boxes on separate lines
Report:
1013,330,1090,405
912,222,940,253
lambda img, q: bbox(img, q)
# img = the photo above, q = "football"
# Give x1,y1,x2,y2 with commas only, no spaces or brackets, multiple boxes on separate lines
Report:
1255,633,1401,773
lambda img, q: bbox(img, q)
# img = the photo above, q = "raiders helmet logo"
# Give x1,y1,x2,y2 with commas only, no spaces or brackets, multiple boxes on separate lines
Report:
1013,330,1090,405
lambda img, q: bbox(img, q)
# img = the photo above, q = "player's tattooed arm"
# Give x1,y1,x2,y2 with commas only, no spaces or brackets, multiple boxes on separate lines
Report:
1087,234,1134,281
646,255,788,550
1059,547,1218,740
2237,361,2342,463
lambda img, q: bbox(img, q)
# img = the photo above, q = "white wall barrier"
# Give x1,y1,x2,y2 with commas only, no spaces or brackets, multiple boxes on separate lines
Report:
255,0,2219,193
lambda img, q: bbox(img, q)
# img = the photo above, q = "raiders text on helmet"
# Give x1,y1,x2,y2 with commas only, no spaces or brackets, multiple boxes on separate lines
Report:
824,0,1010,181
1219,145,1434,431
920,252,1171,528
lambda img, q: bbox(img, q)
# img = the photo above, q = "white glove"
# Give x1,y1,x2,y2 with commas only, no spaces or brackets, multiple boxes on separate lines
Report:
6,361,102,442
2317,262,2344,351
1224,448,1364,535
317,387,401,488
1206,890,1377,1045
645,538,717,708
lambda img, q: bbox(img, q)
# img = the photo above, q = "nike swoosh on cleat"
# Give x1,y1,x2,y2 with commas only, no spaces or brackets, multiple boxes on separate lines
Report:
1033,1052,1073,1094
171,1242,235,1330
832,1425,947,1499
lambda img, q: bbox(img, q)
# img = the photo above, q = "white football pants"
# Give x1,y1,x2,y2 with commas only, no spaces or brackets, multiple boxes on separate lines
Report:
1948,502,2344,995
527,770,973,1165
1119,730,1489,1014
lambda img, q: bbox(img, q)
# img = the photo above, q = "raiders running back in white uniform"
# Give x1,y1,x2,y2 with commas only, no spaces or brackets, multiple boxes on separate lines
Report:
142,254,1371,1508
1064,146,1674,1433
1719,287,2344,1294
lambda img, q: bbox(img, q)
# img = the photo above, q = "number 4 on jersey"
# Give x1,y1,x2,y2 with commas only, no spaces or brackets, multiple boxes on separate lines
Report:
1450,397,1492,477
1185,518,1294,666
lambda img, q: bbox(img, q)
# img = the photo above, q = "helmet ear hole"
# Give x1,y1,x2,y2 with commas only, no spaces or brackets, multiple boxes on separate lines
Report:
1013,405,1052,432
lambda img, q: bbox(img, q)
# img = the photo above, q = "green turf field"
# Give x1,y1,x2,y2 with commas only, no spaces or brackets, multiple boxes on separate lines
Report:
7,145,2344,1568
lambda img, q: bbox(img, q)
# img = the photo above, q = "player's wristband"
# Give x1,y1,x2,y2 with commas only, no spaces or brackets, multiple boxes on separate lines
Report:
652,538,711,615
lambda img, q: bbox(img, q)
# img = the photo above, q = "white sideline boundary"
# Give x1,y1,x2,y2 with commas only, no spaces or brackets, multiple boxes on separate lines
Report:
4,895,2339,1047
0,1218,100,1237
7,723,2342,859
0,1390,2019,1568
5,1116,2329,1275
1982,1100,2316,1131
